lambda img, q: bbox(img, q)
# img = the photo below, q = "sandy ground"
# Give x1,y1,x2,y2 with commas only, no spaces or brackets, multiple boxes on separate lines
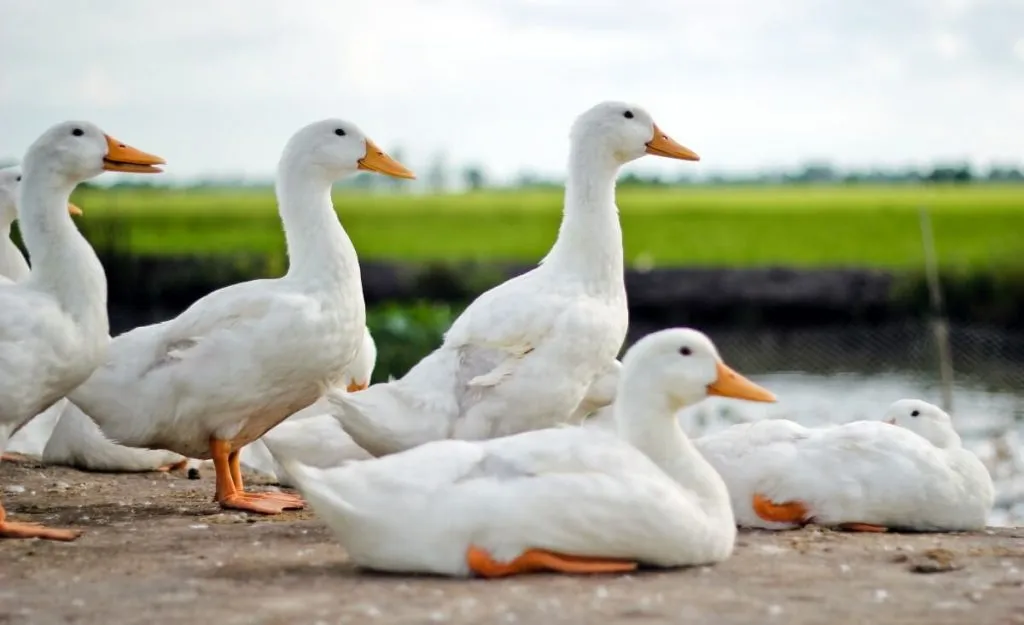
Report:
1,460,1022,625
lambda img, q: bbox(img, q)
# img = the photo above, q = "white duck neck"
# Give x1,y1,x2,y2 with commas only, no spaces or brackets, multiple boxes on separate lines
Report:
614,374,732,520
0,222,31,282
276,158,363,299
541,141,624,289
16,165,108,334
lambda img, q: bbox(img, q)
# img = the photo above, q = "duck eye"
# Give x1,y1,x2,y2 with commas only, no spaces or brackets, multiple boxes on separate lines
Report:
679,346,692,356
15,175,21,182
71,128,84,137
623,110,634,119
334,128,346,137
910,410,920,417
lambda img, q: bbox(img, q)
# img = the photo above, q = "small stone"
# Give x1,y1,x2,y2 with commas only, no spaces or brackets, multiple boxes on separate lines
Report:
768,604,783,616
187,468,201,480
873,589,889,603
188,524,208,530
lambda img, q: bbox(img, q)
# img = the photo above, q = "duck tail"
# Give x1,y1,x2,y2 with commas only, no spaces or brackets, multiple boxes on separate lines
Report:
266,442,357,516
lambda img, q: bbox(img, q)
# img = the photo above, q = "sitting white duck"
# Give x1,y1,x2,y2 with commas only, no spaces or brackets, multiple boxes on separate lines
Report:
68,120,413,515
326,101,700,456
697,399,994,532
1,123,164,540
0,167,185,473
240,326,377,484
276,328,776,578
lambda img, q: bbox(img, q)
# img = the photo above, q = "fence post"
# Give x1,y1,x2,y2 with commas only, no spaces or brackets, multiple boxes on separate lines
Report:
918,207,954,413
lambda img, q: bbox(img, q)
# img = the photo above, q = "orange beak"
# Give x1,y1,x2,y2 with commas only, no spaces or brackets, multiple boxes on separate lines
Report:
706,361,776,403
102,135,165,174
346,381,369,393
645,124,700,161
357,139,416,179
68,202,82,216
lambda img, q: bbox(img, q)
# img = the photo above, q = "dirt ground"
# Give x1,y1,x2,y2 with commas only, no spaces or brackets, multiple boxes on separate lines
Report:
1,461,1022,625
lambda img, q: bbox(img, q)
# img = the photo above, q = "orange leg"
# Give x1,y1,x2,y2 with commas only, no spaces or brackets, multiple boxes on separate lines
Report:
753,493,809,525
227,448,304,507
210,438,302,515
838,522,888,533
345,381,368,393
0,499,82,541
466,545,638,579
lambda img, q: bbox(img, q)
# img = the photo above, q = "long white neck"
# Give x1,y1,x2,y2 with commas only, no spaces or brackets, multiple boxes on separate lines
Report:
277,158,363,304
0,223,31,282
614,375,733,522
540,140,624,291
16,165,108,335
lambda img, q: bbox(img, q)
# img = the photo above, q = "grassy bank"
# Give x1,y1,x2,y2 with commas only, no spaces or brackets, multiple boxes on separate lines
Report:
67,184,1024,269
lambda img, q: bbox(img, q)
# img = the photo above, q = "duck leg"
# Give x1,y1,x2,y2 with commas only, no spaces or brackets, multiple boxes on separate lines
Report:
210,438,302,514
0,499,82,541
227,447,304,508
466,546,637,578
752,493,809,525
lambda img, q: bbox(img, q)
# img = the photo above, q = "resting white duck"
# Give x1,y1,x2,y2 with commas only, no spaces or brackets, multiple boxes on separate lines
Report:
68,119,414,515
0,167,186,473
276,328,776,577
327,101,700,456
0,122,164,540
240,326,377,484
696,399,995,532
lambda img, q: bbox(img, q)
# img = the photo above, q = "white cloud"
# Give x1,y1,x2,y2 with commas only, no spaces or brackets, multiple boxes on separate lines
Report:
0,0,1021,181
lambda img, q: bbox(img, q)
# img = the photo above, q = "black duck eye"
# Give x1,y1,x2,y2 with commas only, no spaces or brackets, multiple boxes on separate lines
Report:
15,175,21,182
71,128,84,137
679,346,692,356
910,410,920,417
623,110,634,119
334,128,346,137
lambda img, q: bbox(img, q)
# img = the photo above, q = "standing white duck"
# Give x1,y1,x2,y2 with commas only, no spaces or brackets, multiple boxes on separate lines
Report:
277,328,776,577
698,399,995,532
1,122,164,540
0,167,186,472
69,120,414,515
0,165,77,463
240,326,378,484
327,101,700,456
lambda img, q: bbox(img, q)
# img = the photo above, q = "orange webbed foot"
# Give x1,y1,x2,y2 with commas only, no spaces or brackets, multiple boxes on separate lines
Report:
156,459,189,473
1,453,33,463
248,491,305,508
466,545,638,579
837,522,888,533
753,493,809,525
220,492,303,515
0,521,83,541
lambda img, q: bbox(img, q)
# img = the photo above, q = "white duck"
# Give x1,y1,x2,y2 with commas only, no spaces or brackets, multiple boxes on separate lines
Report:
68,119,414,515
241,326,377,484
0,167,186,472
327,101,700,456
276,328,776,577
697,399,995,532
0,122,164,540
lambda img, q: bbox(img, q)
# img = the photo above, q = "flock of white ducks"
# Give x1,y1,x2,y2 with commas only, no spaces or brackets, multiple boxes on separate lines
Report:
0,102,996,577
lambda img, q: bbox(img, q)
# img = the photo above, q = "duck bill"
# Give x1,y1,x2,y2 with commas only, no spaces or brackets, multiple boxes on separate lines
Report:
346,381,369,393
68,202,83,216
102,135,166,174
358,139,416,179
645,124,700,161
707,361,776,403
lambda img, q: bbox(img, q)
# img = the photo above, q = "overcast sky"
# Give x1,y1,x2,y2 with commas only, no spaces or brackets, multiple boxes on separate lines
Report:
1,0,1022,184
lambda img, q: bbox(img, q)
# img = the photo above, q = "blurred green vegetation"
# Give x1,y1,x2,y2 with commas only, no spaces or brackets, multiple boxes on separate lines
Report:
365,301,461,382
67,185,1024,269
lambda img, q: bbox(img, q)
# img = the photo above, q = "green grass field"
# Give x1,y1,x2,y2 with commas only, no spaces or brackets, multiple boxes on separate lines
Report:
69,184,1024,269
